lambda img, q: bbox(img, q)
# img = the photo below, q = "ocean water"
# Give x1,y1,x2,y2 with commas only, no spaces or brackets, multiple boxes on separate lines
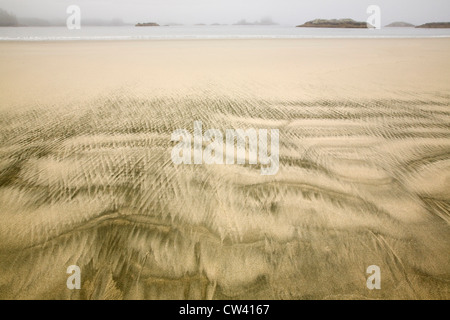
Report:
1,25,450,41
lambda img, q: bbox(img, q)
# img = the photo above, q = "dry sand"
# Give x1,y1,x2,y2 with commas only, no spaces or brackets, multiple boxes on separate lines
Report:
0,39,449,299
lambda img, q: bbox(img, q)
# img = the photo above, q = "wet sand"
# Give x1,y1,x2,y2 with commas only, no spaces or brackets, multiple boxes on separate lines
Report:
0,39,449,299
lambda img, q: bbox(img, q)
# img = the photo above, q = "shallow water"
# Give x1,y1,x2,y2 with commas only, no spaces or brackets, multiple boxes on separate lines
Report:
1,25,450,41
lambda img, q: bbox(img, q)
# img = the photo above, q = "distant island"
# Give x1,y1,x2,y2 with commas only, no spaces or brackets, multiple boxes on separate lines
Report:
385,22,415,27
416,22,450,28
1,7,130,26
296,19,369,28
0,8,18,26
135,22,160,27
233,17,278,26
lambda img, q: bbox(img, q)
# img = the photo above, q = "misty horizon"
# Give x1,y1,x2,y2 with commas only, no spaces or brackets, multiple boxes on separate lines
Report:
0,0,449,27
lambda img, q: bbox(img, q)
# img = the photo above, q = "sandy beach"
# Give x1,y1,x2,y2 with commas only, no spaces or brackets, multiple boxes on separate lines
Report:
0,38,449,299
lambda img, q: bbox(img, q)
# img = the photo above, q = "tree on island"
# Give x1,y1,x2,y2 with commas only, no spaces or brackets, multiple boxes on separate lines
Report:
0,8,18,26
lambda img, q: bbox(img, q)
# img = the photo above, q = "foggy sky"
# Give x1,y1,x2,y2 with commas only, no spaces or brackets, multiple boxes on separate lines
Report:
0,0,449,26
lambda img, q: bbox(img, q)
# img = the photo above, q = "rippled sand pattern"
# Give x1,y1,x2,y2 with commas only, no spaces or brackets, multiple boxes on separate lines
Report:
0,91,449,299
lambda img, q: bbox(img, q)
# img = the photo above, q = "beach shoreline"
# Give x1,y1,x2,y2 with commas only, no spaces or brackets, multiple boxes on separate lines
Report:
1,38,450,110
0,38,449,299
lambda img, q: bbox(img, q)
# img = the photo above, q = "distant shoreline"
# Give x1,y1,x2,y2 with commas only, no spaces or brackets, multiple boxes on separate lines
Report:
416,22,450,28
296,19,369,28
1,24,450,42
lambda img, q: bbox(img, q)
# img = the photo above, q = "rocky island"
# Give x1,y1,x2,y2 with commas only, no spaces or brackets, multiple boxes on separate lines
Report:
416,22,450,28
135,22,160,27
296,19,369,28
385,22,415,27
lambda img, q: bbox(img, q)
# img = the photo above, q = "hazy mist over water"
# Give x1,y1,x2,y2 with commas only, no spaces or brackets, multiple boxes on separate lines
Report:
0,0,449,26
1,25,450,41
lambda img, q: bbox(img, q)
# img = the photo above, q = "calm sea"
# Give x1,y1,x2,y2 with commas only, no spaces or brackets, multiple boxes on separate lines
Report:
1,25,450,41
